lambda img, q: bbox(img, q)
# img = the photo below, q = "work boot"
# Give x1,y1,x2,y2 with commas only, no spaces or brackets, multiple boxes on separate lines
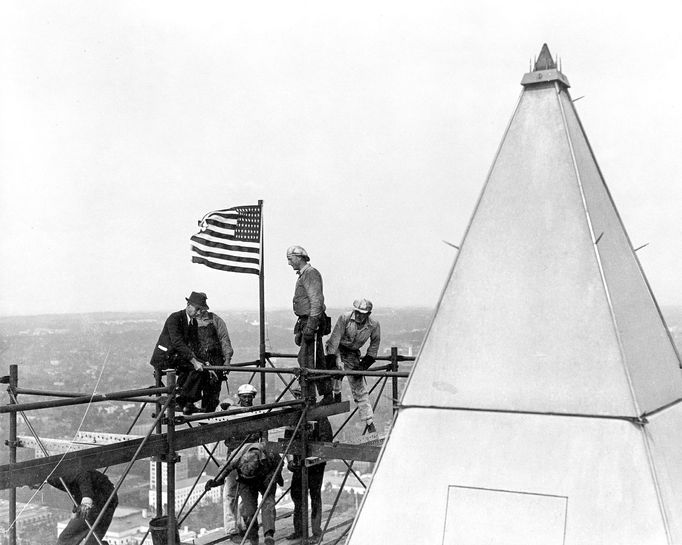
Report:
182,403,200,416
365,422,377,434
333,392,342,403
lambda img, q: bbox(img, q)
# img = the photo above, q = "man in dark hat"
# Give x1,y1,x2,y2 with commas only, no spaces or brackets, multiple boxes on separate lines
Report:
47,468,118,545
149,291,212,415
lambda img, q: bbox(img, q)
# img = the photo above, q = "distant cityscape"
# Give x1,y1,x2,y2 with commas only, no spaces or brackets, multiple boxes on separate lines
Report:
0,307,430,543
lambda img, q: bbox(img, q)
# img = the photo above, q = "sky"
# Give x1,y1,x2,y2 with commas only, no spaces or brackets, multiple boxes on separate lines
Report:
1,1,681,316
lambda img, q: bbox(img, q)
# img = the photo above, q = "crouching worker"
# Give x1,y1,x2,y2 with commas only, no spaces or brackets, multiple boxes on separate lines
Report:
149,291,209,415
195,308,234,412
325,298,381,434
206,442,283,545
47,469,118,545
221,384,261,540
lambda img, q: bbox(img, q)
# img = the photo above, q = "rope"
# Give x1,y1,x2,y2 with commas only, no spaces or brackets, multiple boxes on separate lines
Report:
5,345,111,539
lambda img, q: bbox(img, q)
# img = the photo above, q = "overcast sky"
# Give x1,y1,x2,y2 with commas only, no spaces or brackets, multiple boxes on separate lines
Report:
1,1,680,316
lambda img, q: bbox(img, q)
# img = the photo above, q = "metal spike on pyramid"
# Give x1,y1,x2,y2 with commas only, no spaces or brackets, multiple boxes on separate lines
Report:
346,45,682,545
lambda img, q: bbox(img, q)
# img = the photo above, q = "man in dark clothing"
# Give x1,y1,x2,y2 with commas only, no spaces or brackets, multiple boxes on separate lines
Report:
149,291,211,415
285,387,333,542
47,469,118,545
286,246,333,404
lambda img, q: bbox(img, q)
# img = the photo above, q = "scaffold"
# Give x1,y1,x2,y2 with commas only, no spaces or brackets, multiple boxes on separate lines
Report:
1,346,413,545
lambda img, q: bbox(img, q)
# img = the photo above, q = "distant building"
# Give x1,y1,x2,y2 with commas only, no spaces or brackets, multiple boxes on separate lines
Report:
148,474,221,513
197,441,228,460
148,457,188,489
0,499,58,539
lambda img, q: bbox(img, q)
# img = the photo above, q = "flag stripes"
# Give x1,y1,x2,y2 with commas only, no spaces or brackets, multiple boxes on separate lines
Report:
190,205,261,274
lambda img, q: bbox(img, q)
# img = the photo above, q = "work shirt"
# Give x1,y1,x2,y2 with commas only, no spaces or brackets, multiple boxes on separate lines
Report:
48,470,115,508
212,313,234,364
326,311,381,358
292,263,325,318
224,442,282,485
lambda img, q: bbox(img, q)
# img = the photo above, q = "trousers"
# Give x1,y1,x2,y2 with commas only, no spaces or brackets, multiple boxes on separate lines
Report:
332,349,373,423
56,496,117,545
296,318,332,398
239,480,276,540
222,470,241,533
290,463,326,536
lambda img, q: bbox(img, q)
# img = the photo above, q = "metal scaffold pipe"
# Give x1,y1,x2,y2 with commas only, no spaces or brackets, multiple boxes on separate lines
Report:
0,386,168,413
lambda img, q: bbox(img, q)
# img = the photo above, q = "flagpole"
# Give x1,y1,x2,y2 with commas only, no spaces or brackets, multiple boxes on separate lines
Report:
258,199,266,407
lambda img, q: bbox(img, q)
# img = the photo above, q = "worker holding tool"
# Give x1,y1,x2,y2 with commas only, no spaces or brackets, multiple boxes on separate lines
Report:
47,469,118,545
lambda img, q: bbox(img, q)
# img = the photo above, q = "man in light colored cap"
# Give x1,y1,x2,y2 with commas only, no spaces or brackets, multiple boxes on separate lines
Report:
286,245,333,404
326,298,381,433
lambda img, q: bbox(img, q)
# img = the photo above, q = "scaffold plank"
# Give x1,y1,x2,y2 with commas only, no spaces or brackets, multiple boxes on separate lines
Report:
0,403,348,489
266,441,381,463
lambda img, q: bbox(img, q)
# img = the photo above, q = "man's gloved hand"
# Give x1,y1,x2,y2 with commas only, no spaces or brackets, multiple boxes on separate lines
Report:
77,497,94,519
205,479,216,491
360,355,375,370
303,316,319,343
191,357,204,371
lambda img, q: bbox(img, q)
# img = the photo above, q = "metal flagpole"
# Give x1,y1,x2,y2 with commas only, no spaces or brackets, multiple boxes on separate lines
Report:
258,200,267,408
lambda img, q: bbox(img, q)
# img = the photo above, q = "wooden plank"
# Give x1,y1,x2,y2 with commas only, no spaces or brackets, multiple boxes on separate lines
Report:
0,402,348,489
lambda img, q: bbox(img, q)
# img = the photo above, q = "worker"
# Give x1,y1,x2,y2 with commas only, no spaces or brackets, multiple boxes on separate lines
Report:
47,469,118,545
326,298,381,434
207,441,283,545
286,245,333,405
285,387,333,542
221,383,260,540
195,308,234,412
149,291,209,415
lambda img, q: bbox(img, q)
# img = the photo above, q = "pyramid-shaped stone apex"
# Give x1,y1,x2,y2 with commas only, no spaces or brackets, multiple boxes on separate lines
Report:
534,43,556,70
521,43,569,87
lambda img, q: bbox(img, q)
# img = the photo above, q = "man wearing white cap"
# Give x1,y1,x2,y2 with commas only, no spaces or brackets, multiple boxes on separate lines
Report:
286,245,333,404
326,299,381,433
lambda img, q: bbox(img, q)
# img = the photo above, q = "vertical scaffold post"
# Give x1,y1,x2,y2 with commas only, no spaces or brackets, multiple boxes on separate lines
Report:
8,365,18,545
154,369,163,515
299,365,310,542
166,370,177,545
391,347,399,416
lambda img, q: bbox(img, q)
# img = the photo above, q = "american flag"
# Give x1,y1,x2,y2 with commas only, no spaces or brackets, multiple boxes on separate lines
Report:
190,205,261,275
